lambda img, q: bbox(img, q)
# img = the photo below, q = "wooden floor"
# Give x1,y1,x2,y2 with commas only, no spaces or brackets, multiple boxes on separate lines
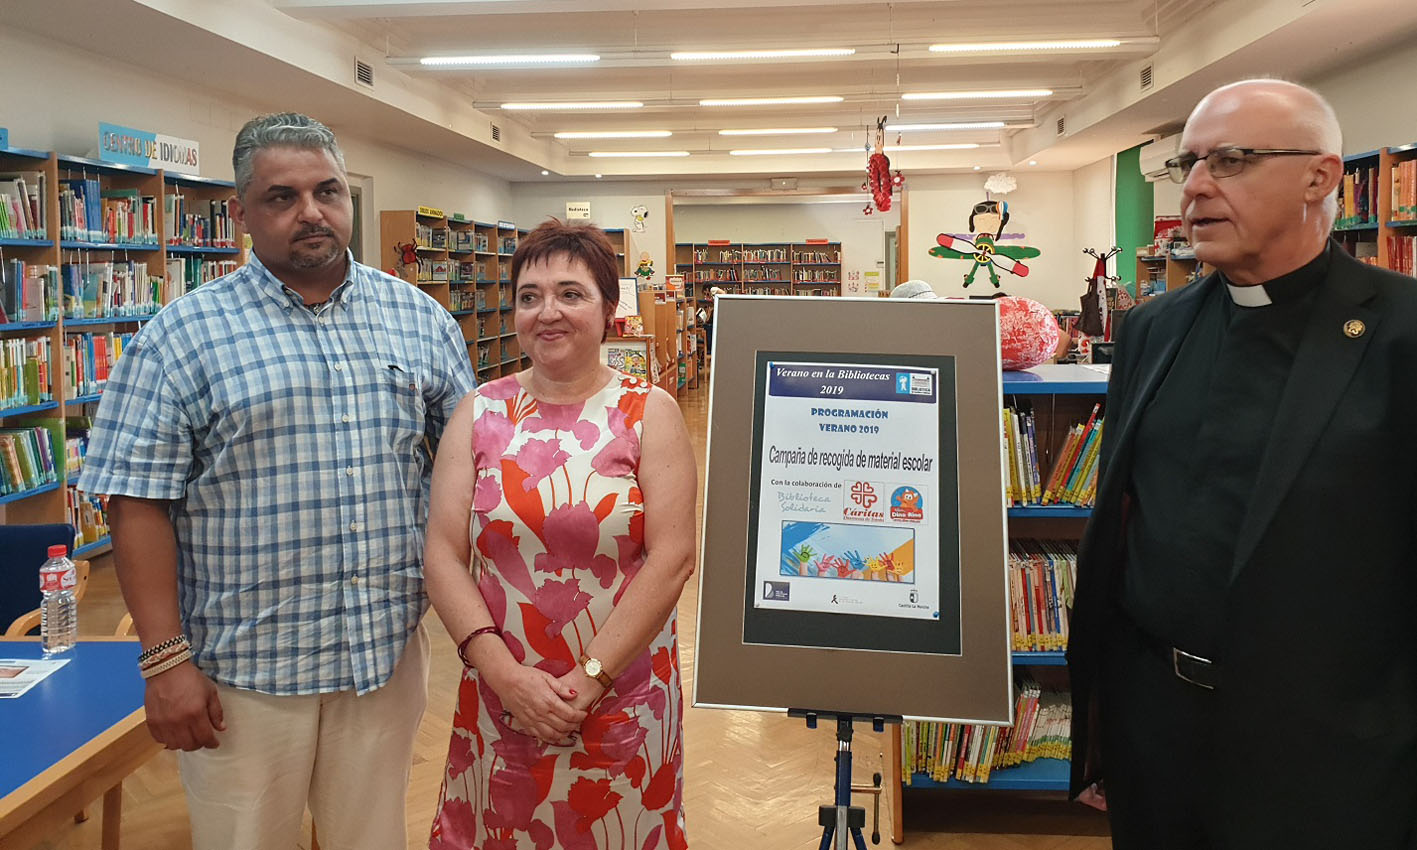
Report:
42,378,1111,850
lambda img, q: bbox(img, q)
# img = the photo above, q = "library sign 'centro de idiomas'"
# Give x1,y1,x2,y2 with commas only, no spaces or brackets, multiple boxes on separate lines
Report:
97,122,200,176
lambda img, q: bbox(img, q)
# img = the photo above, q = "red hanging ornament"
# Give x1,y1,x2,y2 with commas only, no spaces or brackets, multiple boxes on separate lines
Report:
866,116,894,212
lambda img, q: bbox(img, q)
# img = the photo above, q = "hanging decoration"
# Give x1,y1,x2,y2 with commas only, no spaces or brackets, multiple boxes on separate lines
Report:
983,172,1017,197
1078,246,1121,337
861,116,903,215
930,199,1041,288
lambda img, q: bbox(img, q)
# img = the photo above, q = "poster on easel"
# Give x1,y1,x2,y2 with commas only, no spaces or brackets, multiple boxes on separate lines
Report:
694,295,1013,724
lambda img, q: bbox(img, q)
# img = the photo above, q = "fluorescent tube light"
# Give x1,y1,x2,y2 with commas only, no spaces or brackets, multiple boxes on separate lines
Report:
420,54,600,67
587,151,691,158
728,148,833,156
672,48,855,61
886,121,1006,132
718,127,838,136
501,101,643,111
884,143,981,152
928,39,1121,55
901,89,1052,101
700,96,844,107
553,130,673,139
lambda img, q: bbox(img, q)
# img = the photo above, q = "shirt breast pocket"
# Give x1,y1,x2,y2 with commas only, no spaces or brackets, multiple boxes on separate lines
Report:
380,361,428,452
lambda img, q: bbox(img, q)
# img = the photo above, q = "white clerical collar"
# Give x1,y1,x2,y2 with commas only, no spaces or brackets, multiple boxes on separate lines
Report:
1226,282,1272,307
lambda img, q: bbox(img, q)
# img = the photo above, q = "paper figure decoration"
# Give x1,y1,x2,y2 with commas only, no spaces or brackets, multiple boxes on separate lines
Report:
998,296,1061,370
1078,246,1120,337
631,204,650,233
393,241,418,278
634,251,655,281
861,116,903,215
930,200,1041,288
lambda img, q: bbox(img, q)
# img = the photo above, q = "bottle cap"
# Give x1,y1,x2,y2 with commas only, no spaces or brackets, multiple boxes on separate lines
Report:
47,545,68,558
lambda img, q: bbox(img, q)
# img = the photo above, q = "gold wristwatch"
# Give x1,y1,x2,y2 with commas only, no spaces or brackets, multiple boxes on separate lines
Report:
579,654,614,688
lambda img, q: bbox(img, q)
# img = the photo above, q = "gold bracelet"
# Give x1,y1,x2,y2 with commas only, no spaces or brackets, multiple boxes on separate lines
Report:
139,648,193,679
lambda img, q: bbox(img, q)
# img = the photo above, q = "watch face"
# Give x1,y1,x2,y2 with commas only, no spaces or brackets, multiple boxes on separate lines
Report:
585,658,603,677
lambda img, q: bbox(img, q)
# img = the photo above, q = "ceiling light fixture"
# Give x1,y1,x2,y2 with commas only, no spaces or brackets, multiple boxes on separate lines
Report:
540,169,550,175
672,48,855,61
902,89,1053,101
973,165,982,171
587,150,691,158
883,143,981,152
595,173,603,178
728,147,833,156
501,101,643,111
719,127,838,136
886,121,1007,132
553,130,673,139
700,96,844,107
1028,160,1039,166
420,54,600,67
928,39,1122,55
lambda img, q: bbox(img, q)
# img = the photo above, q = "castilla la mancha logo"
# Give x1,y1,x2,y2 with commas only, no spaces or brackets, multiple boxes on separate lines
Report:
844,481,885,521
890,486,924,522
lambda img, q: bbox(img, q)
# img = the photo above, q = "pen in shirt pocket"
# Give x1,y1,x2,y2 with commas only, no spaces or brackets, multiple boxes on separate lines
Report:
387,363,417,392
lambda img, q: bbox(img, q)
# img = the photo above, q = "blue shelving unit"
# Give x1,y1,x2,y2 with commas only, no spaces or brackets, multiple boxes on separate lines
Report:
57,154,157,178
67,393,103,406
0,481,60,506
450,309,477,317
1387,220,1417,228
74,536,111,559
0,238,53,248
166,245,241,256
64,316,154,327
1002,363,1109,395
906,758,1070,792
0,401,60,419
1012,651,1067,666
0,321,58,333
60,240,161,251
1007,506,1092,518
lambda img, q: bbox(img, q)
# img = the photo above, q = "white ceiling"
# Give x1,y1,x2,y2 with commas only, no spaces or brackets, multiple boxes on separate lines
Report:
9,0,1417,183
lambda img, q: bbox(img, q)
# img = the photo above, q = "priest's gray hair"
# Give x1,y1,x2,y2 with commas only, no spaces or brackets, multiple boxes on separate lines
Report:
233,113,347,197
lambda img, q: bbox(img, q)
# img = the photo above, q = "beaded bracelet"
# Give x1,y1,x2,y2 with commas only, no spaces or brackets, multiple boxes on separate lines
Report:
139,642,191,671
139,648,193,680
138,634,190,664
457,625,503,668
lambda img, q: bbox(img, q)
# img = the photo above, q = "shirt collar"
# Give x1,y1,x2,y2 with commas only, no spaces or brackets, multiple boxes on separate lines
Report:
1221,243,1329,308
248,249,358,314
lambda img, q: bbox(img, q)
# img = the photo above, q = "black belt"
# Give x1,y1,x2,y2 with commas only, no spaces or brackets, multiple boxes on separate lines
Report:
1126,617,1221,690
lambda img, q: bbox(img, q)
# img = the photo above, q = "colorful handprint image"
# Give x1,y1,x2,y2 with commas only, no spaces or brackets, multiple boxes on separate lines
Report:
780,521,915,583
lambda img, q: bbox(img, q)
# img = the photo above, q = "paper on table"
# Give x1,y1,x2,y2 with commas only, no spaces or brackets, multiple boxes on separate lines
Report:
0,658,70,698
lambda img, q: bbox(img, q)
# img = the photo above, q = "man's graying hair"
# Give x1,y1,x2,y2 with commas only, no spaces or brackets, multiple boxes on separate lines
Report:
232,113,346,196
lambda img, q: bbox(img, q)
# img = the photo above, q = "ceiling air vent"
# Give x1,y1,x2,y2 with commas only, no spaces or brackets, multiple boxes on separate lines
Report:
354,59,374,88
491,124,502,142
1056,115,1066,136
1140,63,1154,92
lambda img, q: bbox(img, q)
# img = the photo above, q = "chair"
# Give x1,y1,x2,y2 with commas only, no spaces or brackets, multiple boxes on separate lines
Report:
2,524,90,637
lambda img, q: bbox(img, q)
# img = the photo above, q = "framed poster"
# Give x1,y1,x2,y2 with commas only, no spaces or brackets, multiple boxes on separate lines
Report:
694,295,1011,723
600,337,651,381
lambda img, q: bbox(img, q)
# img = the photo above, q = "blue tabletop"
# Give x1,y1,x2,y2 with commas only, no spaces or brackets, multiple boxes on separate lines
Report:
0,640,145,800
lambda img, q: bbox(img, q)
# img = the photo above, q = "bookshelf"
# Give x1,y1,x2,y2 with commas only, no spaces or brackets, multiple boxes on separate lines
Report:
1134,250,1204,295
1378,142,1417,275
380,209,527,382
889,363,1107,842
673,240,842,304
1,146,244,562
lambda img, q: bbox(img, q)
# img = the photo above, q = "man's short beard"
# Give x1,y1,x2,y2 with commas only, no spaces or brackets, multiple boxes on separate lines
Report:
290,243,343,270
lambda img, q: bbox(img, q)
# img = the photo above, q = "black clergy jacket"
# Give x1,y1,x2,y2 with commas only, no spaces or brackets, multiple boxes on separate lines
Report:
1067,244,1417,847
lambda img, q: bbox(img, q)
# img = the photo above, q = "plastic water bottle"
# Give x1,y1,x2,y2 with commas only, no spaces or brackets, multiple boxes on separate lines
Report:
39,544,78,655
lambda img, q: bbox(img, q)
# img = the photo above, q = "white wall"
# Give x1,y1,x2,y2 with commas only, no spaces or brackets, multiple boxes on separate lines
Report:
0,27,512,269
512,184,670,281
905,172,1085,309
1312,37,1417,156
1073,157,1117,284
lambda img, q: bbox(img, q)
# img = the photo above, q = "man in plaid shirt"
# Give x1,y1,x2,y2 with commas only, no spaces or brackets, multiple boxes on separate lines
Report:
80,113,476,850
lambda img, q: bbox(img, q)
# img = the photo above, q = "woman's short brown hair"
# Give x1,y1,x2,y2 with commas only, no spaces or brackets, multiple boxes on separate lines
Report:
510,219,620,332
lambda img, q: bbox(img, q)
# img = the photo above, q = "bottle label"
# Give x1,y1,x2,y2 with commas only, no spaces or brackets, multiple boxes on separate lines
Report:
40,567,77,593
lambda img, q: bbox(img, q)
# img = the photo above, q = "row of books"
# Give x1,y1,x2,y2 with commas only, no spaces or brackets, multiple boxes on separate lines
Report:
1003,402,1104,507
164,258,239,303
1009,539,1076,651
742,266,790,282
0,171,45,239
691,269,739,282
64,332,133,399
61,260,163,319
68,484,109,551
1389,235,1417,277
451,230,490,253
59,178,159,244
2,336,52,410
0,424,60,496
795,270,839,282
794,251,841,264
1337,166,1379,228
1393,160,1417,222
901,680,1072,785
0,260,58,324
163,194,237,248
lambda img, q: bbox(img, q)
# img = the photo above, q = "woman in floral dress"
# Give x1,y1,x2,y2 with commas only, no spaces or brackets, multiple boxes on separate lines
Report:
425,219,697,849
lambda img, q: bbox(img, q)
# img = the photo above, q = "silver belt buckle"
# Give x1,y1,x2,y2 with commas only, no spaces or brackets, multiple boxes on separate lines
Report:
1172,648,1216,690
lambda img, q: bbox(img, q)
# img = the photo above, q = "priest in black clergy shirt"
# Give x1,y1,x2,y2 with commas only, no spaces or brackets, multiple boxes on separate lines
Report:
1068,78,1417,850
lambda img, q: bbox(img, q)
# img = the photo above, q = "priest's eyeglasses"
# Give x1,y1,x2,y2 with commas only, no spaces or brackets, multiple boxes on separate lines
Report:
1165,147,1321,184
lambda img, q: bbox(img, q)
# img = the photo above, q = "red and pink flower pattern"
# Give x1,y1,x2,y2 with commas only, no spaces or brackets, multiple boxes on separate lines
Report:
431,373,687,850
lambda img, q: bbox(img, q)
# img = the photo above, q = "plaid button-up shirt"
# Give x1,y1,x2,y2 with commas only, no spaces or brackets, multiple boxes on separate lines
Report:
80,251,476,695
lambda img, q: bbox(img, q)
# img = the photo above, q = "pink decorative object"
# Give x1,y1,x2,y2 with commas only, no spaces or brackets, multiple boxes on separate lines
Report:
997,296,1061,371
